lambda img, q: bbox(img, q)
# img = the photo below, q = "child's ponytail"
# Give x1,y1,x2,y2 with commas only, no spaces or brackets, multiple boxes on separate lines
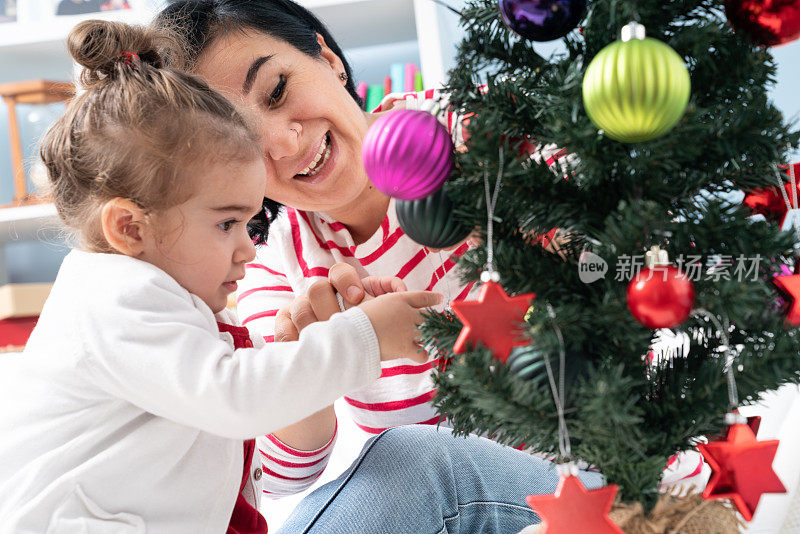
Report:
68,20,171,89
41,20,261,252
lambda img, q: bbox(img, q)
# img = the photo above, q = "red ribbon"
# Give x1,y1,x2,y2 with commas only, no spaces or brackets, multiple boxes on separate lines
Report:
120,51,139,67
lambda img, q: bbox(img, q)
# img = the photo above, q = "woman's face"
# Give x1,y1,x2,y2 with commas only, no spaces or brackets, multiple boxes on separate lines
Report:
195,31,372,214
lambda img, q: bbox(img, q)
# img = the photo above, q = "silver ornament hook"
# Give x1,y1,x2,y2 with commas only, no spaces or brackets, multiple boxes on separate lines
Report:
482,146,505,281
621,21,646,42
691,308,739,411
544,302,571,459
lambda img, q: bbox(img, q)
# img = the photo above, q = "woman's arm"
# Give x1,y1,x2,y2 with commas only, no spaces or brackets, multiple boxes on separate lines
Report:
235,242,341,449
257,265,409,495
257,406,339,497
267,265,407,449
236,245,342,492
267,278,347,452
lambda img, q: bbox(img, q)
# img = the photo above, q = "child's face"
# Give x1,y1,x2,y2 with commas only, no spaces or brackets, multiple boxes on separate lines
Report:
140,158,267,313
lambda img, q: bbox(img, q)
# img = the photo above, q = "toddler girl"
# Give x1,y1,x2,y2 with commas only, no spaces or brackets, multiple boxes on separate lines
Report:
0,20,439,533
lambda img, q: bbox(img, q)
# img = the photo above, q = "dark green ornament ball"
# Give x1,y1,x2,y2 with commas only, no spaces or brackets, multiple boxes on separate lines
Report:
507,347,554,384
506,346,590,387
395,187,472,249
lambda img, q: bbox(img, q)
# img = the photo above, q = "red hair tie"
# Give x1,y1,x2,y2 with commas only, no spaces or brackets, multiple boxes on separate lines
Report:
120,51,139,67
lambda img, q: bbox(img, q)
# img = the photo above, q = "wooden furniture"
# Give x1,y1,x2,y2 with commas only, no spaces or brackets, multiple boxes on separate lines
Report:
0,79,74,206
0,283,51,352
0,282,52,320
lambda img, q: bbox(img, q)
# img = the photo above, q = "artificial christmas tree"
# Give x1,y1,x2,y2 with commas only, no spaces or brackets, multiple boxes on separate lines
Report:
414,0,800,528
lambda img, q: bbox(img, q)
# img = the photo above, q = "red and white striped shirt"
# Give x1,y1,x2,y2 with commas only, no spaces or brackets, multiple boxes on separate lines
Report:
238,89,574,494
257,423,338,498
238,200,476,432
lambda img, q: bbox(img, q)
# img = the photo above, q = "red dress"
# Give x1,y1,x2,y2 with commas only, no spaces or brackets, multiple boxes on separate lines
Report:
218,322,269,534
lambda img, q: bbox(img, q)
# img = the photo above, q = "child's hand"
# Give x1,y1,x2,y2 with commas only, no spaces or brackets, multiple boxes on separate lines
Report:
358,291,442,362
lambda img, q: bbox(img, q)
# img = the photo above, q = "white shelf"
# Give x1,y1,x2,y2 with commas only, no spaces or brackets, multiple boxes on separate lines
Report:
0,0,461,86
0,1,416,51
304,0,417,50
0,9,155,48
0,8,160,82
0,203,61,244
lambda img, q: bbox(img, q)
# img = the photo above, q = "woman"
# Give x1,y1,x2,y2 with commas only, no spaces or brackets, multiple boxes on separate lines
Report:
155,1,588,532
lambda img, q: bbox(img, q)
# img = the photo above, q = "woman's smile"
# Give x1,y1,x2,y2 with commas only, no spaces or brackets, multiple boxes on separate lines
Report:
293,130,338,185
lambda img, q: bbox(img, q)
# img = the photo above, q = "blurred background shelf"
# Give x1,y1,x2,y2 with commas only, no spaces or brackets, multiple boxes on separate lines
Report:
0,8,154,48
304,0,418,49
0,203,59,245
0,0,466,287
0,0,465,89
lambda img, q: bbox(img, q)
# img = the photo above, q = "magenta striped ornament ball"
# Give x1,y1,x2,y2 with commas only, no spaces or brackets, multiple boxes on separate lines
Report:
362,109,454,201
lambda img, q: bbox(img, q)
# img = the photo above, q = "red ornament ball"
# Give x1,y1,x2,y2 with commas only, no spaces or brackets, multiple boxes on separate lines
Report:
627,266,695,329
725,0,800,47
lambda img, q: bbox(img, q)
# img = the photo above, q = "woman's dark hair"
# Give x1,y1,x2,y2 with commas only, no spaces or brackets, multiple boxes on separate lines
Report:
155,0,364,244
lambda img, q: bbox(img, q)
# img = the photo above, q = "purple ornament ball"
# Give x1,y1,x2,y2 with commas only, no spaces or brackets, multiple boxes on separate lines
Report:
362,109,454,201
498,0,586,42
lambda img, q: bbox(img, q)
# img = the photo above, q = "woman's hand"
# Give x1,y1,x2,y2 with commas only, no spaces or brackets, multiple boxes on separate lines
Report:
274,263,408,341
326,262,408,308
327,263,443,361
274,263,440,362
269,263,409,452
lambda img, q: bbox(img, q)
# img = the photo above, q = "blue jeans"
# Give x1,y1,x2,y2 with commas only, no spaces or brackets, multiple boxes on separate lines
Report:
277,426,604,534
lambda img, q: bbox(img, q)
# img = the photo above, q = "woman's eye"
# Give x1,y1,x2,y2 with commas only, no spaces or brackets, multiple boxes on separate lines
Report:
218,220,237,232
267,75,286,107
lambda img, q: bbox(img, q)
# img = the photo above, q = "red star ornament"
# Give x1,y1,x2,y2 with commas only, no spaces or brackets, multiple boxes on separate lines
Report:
743,162,800,223
450,281,535,363
525,475,623,534
743,185,790,221
772,263,800,326
697,423,785,521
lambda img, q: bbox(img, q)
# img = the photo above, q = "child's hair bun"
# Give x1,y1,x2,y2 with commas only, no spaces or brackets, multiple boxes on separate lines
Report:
68,20,170,88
